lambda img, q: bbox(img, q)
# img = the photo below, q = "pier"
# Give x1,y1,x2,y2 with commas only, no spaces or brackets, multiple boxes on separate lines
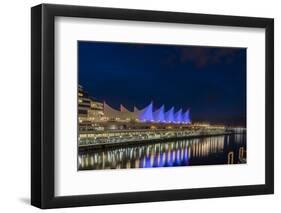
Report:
78,127,236,150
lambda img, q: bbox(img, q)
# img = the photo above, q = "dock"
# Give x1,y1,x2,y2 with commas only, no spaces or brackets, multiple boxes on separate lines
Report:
78,128,234,151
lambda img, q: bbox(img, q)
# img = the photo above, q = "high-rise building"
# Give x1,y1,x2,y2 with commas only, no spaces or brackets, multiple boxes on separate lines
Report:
78,85,104,123
88,99,104,122
78,85,91,123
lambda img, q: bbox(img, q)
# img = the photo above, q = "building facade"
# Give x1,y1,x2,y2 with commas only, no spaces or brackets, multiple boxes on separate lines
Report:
78,85,104,124
78,85,191,127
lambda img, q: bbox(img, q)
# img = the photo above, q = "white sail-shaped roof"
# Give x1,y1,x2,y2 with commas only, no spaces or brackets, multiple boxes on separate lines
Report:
104,102,136,120
133,106,139,113
138,102,154,122
175,109,183,123
183,109,191,124
103,101,190,124
164,107,174,123
153,105,165,122
120,104,131,113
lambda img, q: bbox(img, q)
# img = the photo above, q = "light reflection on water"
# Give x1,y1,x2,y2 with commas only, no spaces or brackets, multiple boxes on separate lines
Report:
78,134,246,170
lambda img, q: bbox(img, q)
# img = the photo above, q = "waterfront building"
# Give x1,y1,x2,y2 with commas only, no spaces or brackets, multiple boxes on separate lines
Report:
183,110,191,124
78,85,104,123
175,109,183,123
164,107,174,123
103,102,136,121
78,85,191,125
153,105,165,122
138,102,154,122
103,102,191,125
78,85,91,123
88,99,104,122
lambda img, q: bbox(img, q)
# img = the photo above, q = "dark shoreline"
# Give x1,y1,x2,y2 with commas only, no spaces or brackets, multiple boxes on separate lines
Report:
78,132,236,152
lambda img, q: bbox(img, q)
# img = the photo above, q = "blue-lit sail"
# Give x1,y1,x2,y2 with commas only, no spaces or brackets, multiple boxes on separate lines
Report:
175,109,183,123
104,100,190,124
164,107,174,123
153,105,165,122
139,102,154,122
183,109,191,124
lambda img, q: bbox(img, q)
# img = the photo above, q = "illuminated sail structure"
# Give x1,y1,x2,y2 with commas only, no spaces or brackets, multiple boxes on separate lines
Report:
174,109,183,123
104,102,135,120
164,107,174,123
153,105,165,122
103,102,190,124
120,104,130,113
182,109,191,124
133,106,139,113
138,102,154,122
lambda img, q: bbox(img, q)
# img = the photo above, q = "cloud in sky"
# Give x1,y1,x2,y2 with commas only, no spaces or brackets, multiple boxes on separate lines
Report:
179,46,242,68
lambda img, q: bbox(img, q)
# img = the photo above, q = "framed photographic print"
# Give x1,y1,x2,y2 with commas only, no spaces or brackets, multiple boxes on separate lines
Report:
31,4,274,209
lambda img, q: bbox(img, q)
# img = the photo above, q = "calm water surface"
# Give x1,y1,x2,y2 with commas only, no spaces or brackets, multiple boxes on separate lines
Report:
78,134,246,170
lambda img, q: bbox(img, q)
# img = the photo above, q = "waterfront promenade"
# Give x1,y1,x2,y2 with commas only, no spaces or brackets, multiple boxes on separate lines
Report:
78,127,237,149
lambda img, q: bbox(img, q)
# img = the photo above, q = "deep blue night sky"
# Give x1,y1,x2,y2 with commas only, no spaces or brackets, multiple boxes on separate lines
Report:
78,41,246,126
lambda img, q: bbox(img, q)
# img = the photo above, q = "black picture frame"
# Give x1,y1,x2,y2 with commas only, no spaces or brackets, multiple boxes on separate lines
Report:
31,3,274,209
